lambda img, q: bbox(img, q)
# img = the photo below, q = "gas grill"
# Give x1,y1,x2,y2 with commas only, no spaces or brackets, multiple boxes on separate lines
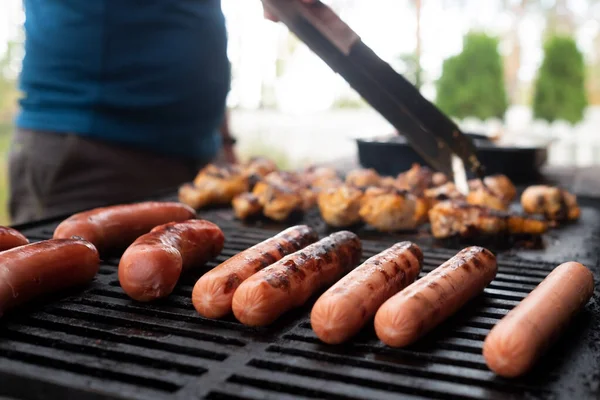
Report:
0,193,599,400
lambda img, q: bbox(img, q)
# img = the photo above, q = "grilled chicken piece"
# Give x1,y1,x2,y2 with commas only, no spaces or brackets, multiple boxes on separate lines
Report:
303,165,339,184
432,172,449,187
429,201,548,239
243,157,278,178
521,185,580,221
395,163,435,196
424,182,465,205
250,178,305,221
264,171,316,211
317,185,364,227
345,168,381,188
466,186,509,211
359,187,419,232
469,174,517,203
379,176,398,189
232,192,263,220
179,164,249,209
310,176,344,192
261,184,304,221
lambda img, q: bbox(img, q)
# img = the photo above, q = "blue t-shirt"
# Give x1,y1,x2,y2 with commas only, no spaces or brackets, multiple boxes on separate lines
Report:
17,0,231,162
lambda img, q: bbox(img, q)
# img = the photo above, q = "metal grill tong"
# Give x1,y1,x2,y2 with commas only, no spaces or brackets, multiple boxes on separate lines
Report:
262,0,485,193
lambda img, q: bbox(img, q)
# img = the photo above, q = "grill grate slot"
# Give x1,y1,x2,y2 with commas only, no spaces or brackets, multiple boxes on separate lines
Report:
0,341,186,393
8,313,229,361
0,325,209,376
226,374,369,400
46,303,249,346
246,358,520,400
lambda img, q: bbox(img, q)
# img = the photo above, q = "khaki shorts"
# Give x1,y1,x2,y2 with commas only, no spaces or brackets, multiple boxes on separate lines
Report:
8,129,205,225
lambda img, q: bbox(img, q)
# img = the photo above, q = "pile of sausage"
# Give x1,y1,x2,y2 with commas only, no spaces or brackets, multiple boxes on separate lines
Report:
0,201,594,381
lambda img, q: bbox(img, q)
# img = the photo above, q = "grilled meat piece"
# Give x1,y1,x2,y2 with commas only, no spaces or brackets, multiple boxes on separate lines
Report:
179,164,249,209
469,174,517,203
253,181,304,222
432,172,449,187
466,186,509,211
424,182,465,205
264,171,316,211
345,168,381,188
429,201,548,239
232,192,263,220
395,163,435,196
521,185,580,221
243,157,278,178
303,165,339,184
317,185,364,227
359,187,419,232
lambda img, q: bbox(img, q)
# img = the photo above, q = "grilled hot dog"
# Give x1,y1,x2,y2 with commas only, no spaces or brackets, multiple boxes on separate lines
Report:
311,241,423,344
375,246,497,347
0,227,29,252
53,201,196,252
0,239,100,317
483,261,594,378
192,225,318,319
232,231,362,326
119,220,224,302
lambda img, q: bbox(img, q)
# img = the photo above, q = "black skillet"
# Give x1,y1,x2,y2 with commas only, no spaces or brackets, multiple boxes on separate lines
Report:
357,133,548,184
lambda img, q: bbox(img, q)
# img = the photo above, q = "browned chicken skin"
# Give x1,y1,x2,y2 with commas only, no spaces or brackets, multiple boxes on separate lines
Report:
424,182,465,204
345,168,381,188
395,163,435,196
243,157,278,178
179,164,249,209
429,201,548,239
466,186,509,211
317,185,364,228
469,174,517,203
359,187,420,232
521,185,580,221
232,192,263,220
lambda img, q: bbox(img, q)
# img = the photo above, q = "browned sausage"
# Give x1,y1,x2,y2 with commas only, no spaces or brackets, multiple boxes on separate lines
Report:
375,246,497,347
192,225,318,319
119,220,224,302
0,227,29,252
0,239,100,317
53,201,196,252
311,241,423,344
232,231,362,326
483,261,594,378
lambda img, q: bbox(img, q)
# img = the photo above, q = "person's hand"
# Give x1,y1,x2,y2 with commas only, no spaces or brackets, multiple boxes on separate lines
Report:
263,0,317,22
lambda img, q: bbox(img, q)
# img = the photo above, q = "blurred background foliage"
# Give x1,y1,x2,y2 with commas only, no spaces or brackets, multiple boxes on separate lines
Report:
533,35,588,123
436,32,509,120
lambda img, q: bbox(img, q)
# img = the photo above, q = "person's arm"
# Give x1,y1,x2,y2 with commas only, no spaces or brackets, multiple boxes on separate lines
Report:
219,109,238,164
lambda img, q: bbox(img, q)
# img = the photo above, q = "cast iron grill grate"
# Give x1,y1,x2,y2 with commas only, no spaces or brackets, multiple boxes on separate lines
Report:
1,200,599,400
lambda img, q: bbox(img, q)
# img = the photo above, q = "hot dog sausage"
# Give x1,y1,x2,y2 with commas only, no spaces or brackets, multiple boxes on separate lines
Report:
311,241,423,344
119,220,224,302
192,225,318,319
232,231,362,326
0,227,29,252
0,239,100,317
483,261,594,378
53,201,196,252
375,246,497,347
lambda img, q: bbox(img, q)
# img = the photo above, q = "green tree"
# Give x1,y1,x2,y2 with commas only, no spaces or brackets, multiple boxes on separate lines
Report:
436,32,508,120
533,36,587,124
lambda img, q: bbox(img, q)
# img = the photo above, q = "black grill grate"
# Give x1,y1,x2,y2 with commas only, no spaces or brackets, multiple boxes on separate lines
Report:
1,196,599,400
